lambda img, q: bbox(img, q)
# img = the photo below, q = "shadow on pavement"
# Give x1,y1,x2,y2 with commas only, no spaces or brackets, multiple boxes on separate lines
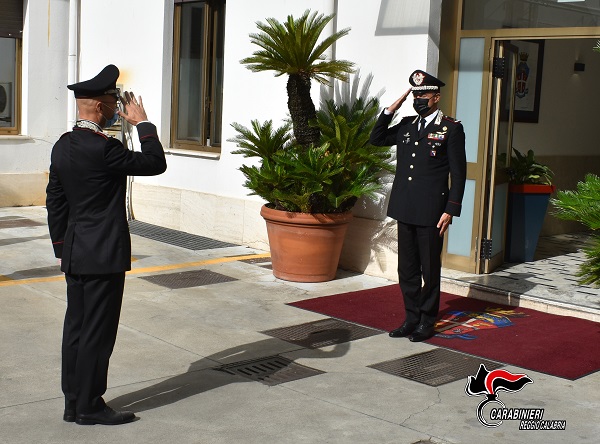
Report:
110,329,351,413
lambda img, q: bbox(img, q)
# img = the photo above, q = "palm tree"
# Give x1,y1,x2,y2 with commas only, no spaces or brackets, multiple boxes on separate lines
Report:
241,10,354,148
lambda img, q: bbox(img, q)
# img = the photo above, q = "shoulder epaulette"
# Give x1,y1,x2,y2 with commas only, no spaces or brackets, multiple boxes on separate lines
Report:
442,115,461,123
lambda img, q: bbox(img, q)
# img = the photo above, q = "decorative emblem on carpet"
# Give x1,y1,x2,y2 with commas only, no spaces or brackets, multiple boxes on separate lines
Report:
434,308,528,340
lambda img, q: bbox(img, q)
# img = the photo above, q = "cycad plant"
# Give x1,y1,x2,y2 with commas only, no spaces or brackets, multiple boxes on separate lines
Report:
230,71,394,213
313,71,395,210
552,174,600,286
241,10,354,147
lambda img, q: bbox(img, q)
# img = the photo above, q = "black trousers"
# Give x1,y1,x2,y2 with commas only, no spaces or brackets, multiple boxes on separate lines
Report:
62,272,126,414
397,222,444,327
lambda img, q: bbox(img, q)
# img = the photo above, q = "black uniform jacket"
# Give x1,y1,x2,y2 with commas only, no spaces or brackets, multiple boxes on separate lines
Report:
370,110,466,226
46,122,167,274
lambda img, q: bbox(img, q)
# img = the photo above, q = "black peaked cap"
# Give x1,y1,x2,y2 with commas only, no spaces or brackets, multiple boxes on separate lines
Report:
409,69,445,92
67,64,120,98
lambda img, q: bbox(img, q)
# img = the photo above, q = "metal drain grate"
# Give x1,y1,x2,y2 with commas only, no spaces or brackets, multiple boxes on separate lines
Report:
0,217,45,229
139,269,238,289
261,318,383,349
129,220,238,250
217,355,325,386
368,348,504,387
239,257,273,270
239,257,271,265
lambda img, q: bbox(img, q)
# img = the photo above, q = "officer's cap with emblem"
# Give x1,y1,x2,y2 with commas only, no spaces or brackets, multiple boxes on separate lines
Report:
409,69,445,92
67,64,120,98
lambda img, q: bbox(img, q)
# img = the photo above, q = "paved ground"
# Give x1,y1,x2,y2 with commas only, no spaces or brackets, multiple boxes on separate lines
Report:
1,206,599,444
443,232,600,322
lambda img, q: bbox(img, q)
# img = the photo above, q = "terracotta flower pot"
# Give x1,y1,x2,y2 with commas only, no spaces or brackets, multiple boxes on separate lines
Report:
260,205,353,282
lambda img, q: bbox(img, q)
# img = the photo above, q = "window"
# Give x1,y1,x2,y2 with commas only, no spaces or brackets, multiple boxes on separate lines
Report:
462,0,600,30
0,0,23,135
172,0,225,153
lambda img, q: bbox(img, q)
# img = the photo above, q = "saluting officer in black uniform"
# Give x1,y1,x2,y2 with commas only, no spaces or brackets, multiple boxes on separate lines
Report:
370,70,466,342
46,65,167,425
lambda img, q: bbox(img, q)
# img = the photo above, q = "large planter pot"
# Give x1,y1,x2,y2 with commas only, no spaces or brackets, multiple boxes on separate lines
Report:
260,205,353,282
505,184,556,262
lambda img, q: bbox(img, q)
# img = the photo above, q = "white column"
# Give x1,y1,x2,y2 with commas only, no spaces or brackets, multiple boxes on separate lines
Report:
67,0,79,129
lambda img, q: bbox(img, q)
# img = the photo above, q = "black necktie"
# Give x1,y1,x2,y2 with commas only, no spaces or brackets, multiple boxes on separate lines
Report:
419,118,427,137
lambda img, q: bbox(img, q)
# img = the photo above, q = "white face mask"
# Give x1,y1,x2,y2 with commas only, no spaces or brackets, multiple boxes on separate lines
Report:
100,102,120,128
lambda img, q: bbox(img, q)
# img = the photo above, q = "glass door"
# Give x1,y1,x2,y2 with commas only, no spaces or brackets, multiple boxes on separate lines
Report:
479,41,518,273
443,37,488,273
443,37,518,274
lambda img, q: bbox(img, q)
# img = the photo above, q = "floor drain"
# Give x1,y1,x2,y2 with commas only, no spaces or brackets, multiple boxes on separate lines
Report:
139,269,238,289
129,220,238,250
217,355,324,386
369,348,503,387
239,257,271,265
261,318,383,348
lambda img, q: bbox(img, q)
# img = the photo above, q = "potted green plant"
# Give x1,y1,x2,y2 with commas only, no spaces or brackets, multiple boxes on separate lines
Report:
230,10,394,282
505,148,555,262
552,174,600,286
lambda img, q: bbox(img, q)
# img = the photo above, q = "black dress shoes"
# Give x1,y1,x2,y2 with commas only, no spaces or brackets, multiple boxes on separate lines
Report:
75,406,136,426
63,400,76,423
409,324,435,342
389,322,417,338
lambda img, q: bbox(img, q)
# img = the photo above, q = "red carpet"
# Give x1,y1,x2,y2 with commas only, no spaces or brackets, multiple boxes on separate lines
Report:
288,285,600,380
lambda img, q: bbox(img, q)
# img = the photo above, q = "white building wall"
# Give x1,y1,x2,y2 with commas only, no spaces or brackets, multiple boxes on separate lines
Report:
0,0,70,206
139,0,334,199
131,0,440,278
77,0,169,142
94,0,437,203
1,0,444,279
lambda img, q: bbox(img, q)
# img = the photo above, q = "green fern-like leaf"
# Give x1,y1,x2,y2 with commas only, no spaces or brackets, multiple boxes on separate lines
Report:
552,174,600,286
577,235,600,287
552,174,600,229
230,120,292,160
240,10,354,83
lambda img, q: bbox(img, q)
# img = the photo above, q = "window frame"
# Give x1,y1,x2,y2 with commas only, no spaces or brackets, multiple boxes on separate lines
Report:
0,37,21,135
171,0,225,154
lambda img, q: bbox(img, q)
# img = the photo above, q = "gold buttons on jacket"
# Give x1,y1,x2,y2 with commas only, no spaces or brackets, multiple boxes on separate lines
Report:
410,165,414,169
408,177,412,181
412,153,416,157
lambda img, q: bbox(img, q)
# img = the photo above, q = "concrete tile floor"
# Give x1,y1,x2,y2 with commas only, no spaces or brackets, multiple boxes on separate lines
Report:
1,206,599,444
442,232,600,321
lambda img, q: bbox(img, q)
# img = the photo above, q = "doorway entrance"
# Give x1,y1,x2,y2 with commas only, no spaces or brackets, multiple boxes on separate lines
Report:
439,1,600,274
